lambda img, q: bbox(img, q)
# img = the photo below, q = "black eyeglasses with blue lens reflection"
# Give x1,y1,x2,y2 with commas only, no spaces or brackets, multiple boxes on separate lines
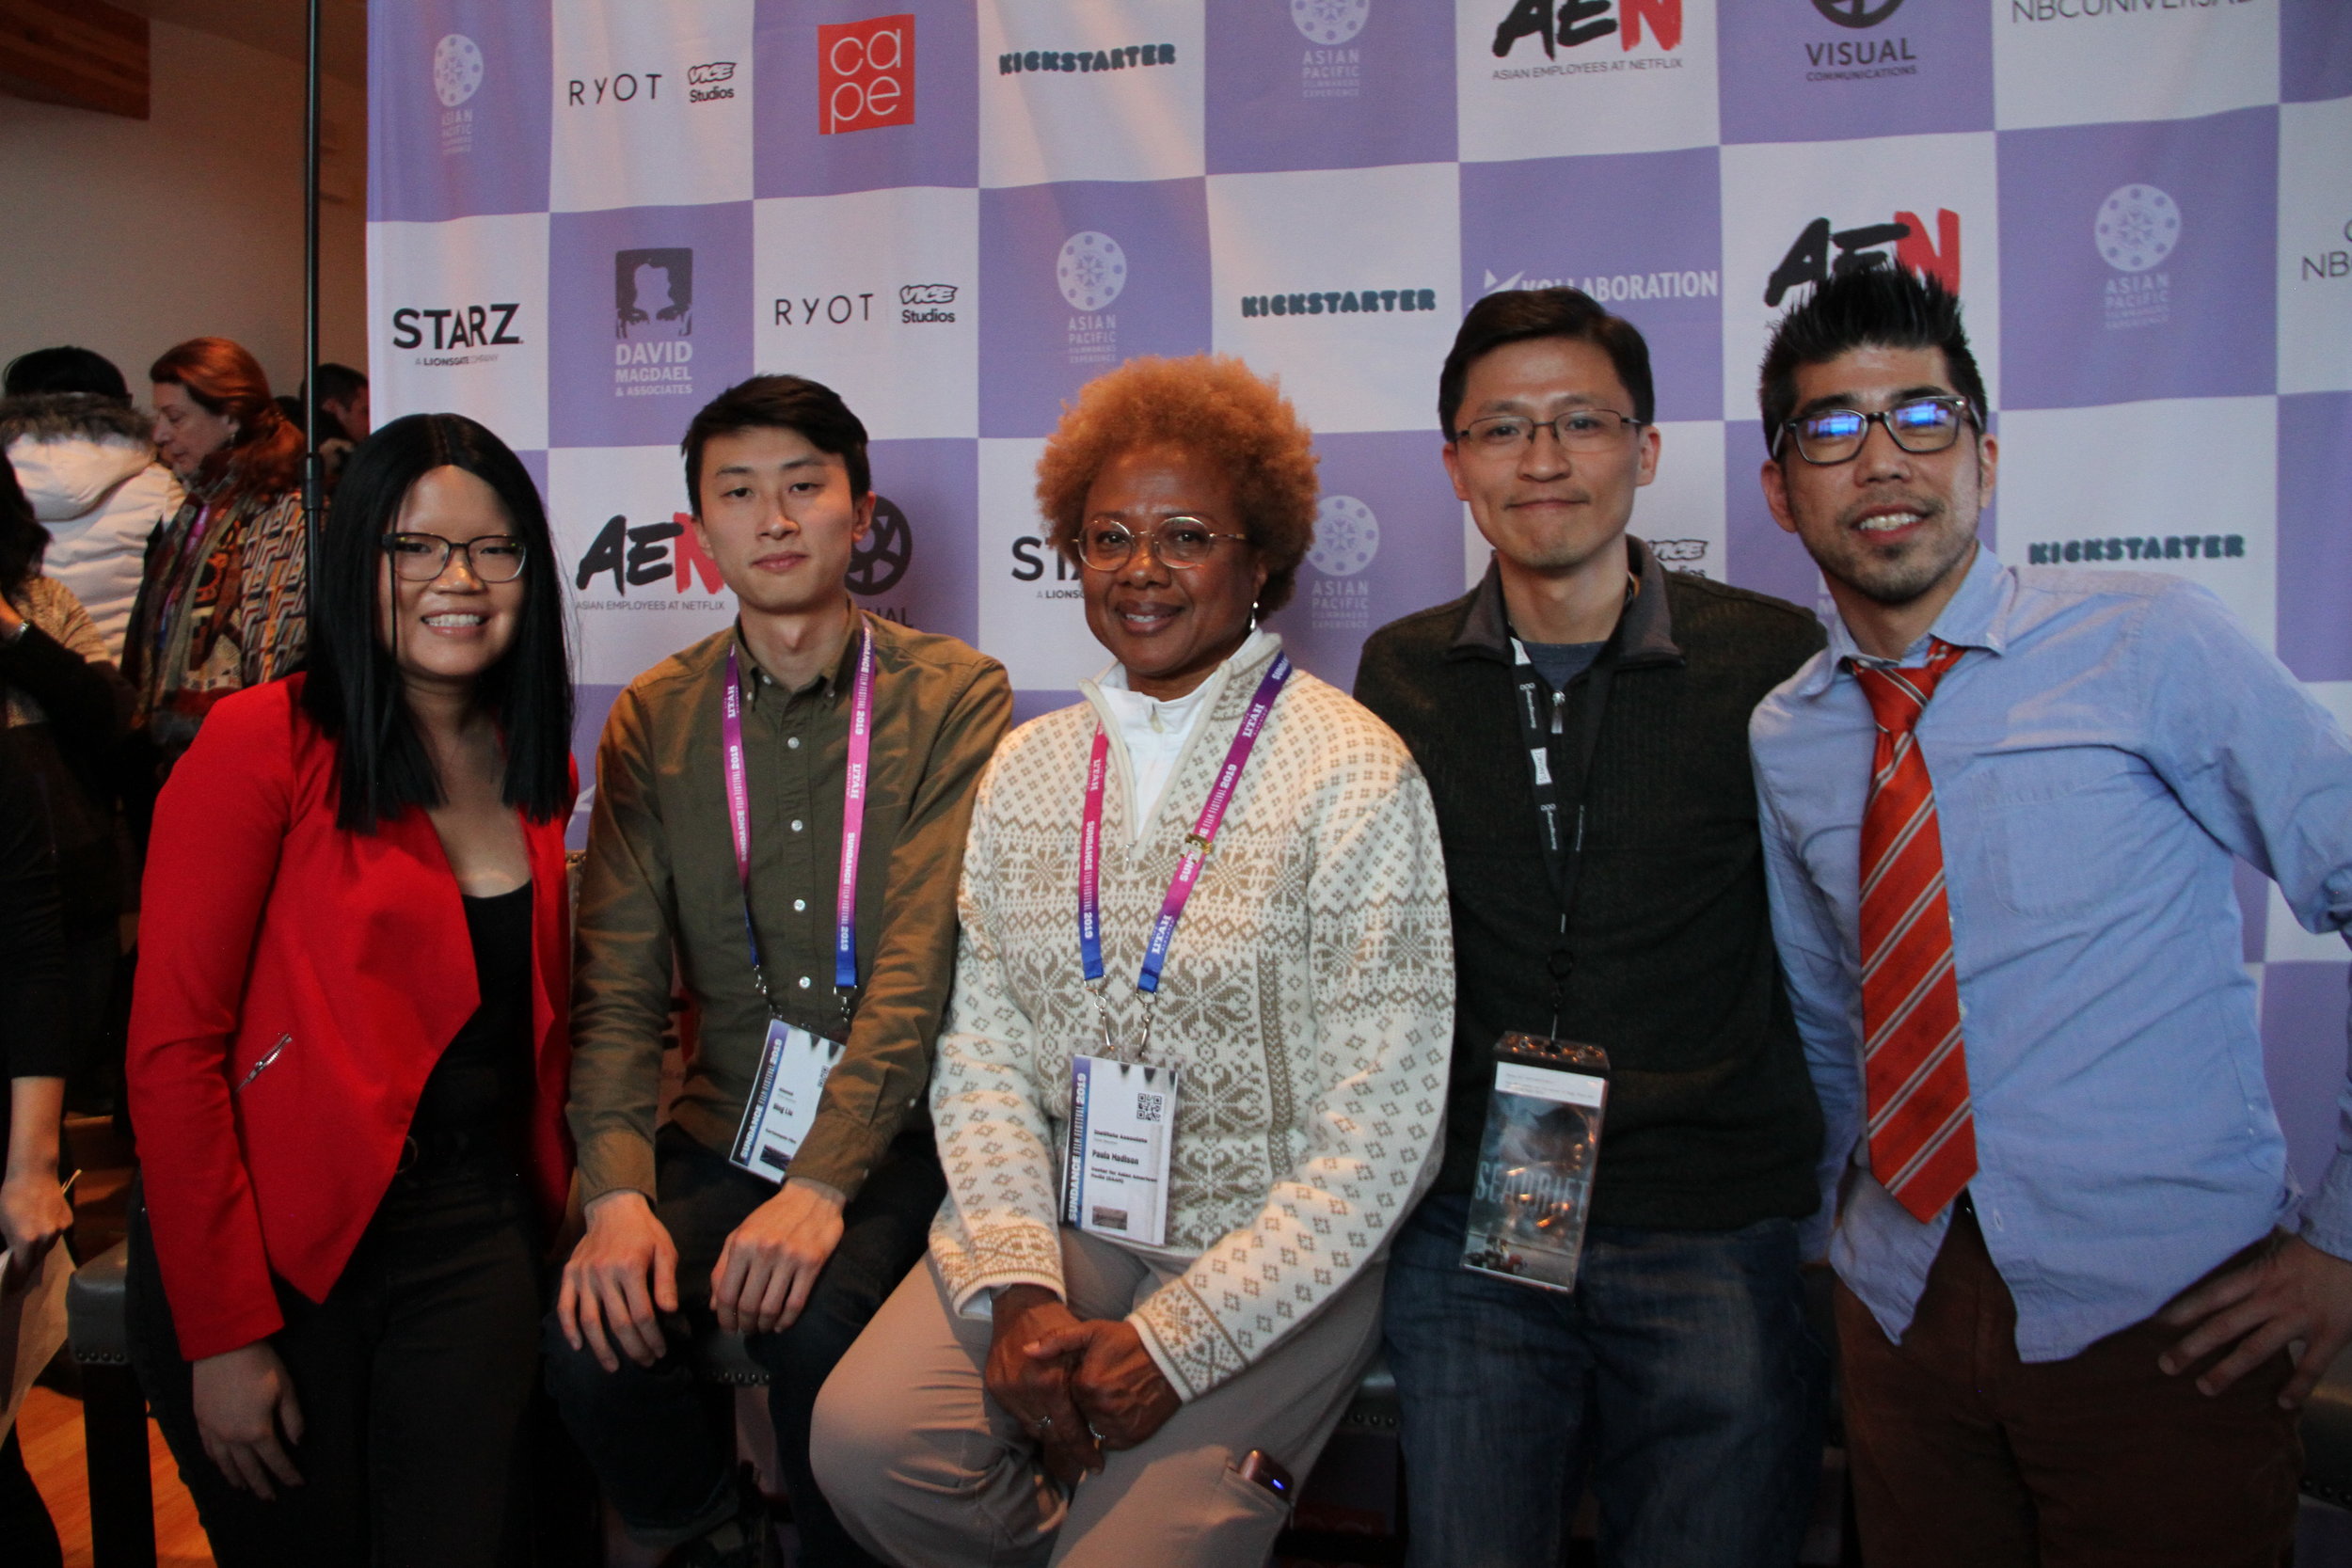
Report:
1776,396,1977,466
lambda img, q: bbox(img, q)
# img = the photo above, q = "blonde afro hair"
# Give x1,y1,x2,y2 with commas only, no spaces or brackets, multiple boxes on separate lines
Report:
1035,355,1319,614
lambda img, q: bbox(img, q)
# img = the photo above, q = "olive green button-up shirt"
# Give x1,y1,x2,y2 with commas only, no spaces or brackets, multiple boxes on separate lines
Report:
569,610,1011,1204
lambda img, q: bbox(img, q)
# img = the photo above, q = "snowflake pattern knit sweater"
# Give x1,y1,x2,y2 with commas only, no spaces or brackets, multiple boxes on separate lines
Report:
929,635,1454,1401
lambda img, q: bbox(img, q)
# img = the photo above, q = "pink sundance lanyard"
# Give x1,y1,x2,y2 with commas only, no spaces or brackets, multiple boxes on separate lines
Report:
722,620,877,1016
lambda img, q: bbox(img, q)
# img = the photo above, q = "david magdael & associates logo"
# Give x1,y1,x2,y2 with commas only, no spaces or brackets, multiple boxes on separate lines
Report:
614,248,695,400
1764,208,1960,306
1487,0,1684,76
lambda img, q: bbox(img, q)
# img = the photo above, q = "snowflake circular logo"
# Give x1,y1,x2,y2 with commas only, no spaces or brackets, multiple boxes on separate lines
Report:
1056,232,1127,313
1293,0,1370,46
434,34,485,108
2094,184,2181,274
1307,496,1379,578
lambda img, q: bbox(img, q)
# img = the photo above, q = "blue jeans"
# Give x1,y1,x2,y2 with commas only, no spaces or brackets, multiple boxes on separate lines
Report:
1384,1194,1827,1568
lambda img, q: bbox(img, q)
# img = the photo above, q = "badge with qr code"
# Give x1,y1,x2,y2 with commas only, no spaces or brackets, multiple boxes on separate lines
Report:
1059,1054,1180,1248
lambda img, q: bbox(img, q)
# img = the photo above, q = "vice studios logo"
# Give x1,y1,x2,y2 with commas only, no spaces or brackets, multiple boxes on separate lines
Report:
1488,0,1684,79
1294,0,1369,100
2096,184,2180,332
614,249,696,401
1764,208,1960,307
434,33,483,155
1800,0,1918,83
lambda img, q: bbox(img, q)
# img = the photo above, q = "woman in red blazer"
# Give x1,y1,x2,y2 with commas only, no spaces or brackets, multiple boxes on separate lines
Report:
125,413,576,1568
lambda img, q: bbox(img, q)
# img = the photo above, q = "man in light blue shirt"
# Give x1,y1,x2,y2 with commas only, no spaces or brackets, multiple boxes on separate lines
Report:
1747,267,2352,1568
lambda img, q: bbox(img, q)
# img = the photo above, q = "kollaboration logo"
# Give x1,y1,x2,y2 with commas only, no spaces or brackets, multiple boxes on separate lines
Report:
770,284,961,327
614,248,695,400
998,41,1176,75
2025,531,2244,566
1295,0,1368,99
1488,0,1683,79
1482,266,1718,302
819,14,915,135
1803,0,1918,82
1058,232,1126,368
435,33,483,155
1307,496,1378,630
1764,208,1960,306
2096,184,2180,332
389,301,524,368
1240,287,1438,318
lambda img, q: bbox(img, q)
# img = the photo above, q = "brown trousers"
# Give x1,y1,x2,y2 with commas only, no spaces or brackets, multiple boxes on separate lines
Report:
812,1227,1384,1567
1836,1205,2300,1568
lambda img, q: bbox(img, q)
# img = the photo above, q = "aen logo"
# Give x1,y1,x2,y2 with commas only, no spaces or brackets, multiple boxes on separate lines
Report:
1057,232,1128,312
434,34,484,107
1764,210,1959,307
574,513,725,595
1307,496,1379,578
818,14,915,135
1810,0,1904,28
1491,0,1681,58
1294,0,1371,46
2095,185,2180,274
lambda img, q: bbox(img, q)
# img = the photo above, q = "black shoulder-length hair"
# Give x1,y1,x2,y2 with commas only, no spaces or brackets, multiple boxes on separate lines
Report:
302,412,574,833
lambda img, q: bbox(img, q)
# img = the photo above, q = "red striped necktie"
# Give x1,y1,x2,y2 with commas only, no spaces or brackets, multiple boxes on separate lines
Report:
1851,638,1976,1225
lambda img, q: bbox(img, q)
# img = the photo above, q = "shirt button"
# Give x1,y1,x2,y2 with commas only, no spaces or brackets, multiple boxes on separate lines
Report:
794,898,807,912
790,818,804,832
798,976,812,990
787,736,802,750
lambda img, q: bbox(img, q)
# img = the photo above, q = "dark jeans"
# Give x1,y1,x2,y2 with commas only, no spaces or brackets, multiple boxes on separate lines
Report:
543,1122,945,1566
127,1164,545,1568
1384,1193,1827,1568
0,1427,63,1568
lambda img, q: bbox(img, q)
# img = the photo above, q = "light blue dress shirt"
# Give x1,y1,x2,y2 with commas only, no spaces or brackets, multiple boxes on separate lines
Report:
1751,546,2352,1362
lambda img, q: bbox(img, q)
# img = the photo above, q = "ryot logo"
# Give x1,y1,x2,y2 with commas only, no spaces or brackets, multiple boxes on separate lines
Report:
819,14,915,135
1764,209,1959,307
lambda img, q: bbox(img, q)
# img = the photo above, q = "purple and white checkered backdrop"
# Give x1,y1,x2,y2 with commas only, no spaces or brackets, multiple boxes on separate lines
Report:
370,0,2352,1189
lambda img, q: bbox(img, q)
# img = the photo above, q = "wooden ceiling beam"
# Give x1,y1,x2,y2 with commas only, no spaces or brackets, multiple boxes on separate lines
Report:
0,0,150,120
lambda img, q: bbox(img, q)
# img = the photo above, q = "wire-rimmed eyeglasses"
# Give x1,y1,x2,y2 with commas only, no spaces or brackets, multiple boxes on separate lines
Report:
381,531,529,583
1453,408,1645,454
1077,516,1250,572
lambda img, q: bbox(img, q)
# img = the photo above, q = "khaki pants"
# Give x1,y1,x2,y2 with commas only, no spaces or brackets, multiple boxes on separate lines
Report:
813,1227,1384,1567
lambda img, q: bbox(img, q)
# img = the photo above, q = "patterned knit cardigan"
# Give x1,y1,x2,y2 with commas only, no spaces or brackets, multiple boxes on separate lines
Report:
929,635,1454,1401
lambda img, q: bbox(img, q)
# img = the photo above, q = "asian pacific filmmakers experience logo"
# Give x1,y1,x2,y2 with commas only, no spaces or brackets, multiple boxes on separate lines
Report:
1306,496,1378,632
1295,0,1368,97
435,33,483,155
1295,0,1370,46
1058,233,1125,368
2096,184,2179,332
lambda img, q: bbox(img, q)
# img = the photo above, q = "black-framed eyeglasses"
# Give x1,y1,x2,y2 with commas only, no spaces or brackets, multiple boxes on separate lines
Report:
1453,408,1645,454
1077,515,1251,572
1776,396,1978,466
381,531,529,583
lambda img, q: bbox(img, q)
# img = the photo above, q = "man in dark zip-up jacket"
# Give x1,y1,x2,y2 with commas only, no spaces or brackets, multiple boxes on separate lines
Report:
1355,287,1828,1568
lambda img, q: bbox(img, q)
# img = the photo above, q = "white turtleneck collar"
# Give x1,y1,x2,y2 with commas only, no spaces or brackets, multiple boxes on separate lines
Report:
1094,627,1279,832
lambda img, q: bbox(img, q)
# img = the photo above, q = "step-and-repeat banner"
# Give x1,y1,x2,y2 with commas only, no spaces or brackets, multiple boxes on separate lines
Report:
371,0,2351,1174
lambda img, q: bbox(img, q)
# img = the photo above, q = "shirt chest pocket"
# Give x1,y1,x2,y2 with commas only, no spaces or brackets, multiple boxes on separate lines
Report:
1967,748,2169,920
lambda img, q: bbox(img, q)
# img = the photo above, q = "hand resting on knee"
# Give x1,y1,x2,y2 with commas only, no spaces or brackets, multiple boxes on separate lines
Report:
559,1189,680,1371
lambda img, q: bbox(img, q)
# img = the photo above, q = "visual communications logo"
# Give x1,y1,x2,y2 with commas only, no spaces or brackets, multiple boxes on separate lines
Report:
614,249,695,400
997,42,1176,75
1058,232,1126,369
574,512,725,600
436,33,484,155
1488,0,1683,73
819,14,915,135
1798,0,1917,82
1294,0,1369,97
1239,287,1437,318
849,497,913,598
1810,0,1903,27
2095,184,2179,332
389,302,524,368
1480,266,1718,302
1647,537,1709,577
1763,209,1960,307
1305,496,1378,631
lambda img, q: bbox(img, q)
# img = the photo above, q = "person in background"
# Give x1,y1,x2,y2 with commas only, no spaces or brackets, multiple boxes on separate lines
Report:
1,346,183,662
1,458,133,1112
126,413,578,1567
1355,288,1830,1568
548,375,1009,1568
1750,266,2352,1568
308,364,371,445
0,716,75,1568
814,355,1454,1567
120,337,308,784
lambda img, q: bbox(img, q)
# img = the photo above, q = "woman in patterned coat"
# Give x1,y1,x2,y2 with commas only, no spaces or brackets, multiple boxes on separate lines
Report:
816,355,1455,1567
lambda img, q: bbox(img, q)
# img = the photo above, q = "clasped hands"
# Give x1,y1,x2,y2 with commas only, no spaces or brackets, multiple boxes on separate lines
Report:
985,1283,1182,1487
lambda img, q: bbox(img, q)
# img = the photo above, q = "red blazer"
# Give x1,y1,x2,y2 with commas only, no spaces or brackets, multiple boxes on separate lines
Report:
129,675,576,1361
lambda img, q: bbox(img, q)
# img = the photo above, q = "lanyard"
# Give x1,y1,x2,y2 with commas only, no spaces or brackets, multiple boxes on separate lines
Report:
1078,654,1293,1053
721,620,877,1021
1507,636,1615,1032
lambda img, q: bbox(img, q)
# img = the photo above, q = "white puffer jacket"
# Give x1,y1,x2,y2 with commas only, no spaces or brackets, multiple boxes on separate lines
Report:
2,393,183,663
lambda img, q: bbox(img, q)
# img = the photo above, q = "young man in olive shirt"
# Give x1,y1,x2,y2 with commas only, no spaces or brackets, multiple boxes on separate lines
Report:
547,376,1010,1567
1354,290,1828,1568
